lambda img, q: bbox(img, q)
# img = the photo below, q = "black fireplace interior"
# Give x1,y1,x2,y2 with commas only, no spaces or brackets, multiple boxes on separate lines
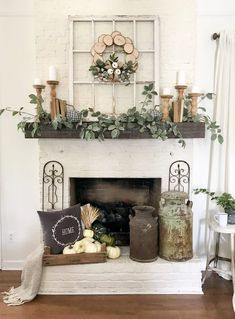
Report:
70,177,161,245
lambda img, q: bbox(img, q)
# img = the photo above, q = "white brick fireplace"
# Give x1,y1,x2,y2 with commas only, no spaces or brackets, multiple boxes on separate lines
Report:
33,0,202,295
38,138,202,295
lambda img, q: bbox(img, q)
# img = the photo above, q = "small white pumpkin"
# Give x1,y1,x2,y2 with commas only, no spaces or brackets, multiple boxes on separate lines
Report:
73,240,85,253
83,229,94,238
63,245,76,255
85,242,98,253
106,246,121,259
80,237,94,248
94,241,102,252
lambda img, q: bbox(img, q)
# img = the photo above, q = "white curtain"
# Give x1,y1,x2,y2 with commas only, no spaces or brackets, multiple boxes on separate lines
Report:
207,30,235,308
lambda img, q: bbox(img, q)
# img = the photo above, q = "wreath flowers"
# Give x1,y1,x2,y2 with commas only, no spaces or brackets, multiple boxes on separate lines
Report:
89,53,138,85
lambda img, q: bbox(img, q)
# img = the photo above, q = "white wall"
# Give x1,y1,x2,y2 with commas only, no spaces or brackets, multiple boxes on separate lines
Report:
0,0,235,269
0,0,40,269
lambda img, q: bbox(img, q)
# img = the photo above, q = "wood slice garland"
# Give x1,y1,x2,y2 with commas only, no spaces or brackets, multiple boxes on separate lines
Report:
111,31,121,38
132,48,139,58
125,37,133,44
113,34,126,46
124,43,134,54
98,34,106,43
90,45,96,56
126,54,136,63
94,42,106,54
91,31,139,64
90,31,139,83
103,34,113,46
93,53,103,63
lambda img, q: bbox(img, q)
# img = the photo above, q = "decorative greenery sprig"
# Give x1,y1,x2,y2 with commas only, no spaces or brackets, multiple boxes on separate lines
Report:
75,83,185,146
89,53,138,85
0,95,72,137
194,188,235,212
182,93,224,144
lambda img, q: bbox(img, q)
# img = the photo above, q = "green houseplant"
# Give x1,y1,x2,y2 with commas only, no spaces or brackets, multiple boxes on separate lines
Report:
194,188,235,224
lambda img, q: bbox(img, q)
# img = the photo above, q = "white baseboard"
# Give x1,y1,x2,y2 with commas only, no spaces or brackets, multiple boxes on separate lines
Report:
2,260,23,270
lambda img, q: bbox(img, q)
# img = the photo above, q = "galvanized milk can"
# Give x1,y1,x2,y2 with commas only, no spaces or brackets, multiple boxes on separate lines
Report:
129,205,158,262
159,191,193,261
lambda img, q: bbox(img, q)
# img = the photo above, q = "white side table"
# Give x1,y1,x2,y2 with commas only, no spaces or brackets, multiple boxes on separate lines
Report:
203,220,235,311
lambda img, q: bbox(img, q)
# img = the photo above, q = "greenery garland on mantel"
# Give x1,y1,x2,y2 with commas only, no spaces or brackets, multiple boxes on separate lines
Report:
0,84,223,148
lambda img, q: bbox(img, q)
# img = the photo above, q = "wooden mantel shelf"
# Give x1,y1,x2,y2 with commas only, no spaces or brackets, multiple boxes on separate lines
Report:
25,122,205,139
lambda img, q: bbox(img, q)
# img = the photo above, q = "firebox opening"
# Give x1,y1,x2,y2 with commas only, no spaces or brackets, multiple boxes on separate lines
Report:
70,177,161,246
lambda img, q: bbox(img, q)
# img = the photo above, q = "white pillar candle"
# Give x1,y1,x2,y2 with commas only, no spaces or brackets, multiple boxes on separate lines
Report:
162,88,171,95
176,71,186,85
33,78,42,85
191,85,200,93
49,66,57,81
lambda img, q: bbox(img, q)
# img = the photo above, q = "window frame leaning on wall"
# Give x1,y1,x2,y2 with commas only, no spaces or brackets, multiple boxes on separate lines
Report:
68,15,159,114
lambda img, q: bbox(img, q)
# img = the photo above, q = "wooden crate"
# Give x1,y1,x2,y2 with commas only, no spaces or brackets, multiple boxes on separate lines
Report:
43,244,107,266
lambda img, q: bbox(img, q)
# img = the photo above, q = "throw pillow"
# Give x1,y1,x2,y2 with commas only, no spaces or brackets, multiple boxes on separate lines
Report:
38,204,83,254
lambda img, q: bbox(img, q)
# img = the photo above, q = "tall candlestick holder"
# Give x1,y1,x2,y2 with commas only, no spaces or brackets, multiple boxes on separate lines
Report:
33,84,45,115
175,85,187,122
188,93,201,117
47,80,59,120
161,94,173,122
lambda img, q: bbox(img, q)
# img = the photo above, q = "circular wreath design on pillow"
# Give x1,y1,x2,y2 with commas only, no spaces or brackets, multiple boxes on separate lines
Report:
52,215,82,247
89,31,139,85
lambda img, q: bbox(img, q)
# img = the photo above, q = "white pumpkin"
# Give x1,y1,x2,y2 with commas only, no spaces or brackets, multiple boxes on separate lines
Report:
94,241,102,252
85,242,98,253
106,246,121,259
73,240,85,253
63,245,76,255
83,229,94,238
80,237,94,247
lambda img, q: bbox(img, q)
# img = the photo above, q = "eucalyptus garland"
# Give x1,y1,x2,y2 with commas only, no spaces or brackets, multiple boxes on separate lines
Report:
0,84,223,148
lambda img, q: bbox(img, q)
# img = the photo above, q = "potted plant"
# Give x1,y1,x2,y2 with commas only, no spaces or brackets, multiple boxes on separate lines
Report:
194,188,235,224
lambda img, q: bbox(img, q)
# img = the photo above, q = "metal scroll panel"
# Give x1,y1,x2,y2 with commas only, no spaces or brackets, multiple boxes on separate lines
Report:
168,160,190,195
42,161,64,211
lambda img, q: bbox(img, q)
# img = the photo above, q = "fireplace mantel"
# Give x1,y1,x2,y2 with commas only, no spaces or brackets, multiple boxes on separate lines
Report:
25,122,205,139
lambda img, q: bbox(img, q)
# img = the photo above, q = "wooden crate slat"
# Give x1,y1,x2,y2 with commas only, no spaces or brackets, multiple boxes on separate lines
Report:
43,244,107,266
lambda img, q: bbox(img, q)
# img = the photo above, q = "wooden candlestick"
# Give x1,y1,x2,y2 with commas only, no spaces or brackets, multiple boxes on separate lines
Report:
33,84,45,115
47,80,59,120
175,85,187,122
173,101,179,122
188,93,201,117
161,95,173,122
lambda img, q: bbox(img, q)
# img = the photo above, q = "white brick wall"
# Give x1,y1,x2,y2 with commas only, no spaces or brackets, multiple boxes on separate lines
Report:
39,139,193,209
34,0,196,107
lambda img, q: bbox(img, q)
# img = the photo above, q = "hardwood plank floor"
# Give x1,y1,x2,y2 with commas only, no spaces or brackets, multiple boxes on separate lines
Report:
0,270,234,319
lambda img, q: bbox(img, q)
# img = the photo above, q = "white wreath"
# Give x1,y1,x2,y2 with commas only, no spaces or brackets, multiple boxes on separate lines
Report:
52,215,82,247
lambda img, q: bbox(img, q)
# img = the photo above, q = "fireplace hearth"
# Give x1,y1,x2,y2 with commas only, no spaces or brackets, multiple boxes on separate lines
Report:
70,177,161,245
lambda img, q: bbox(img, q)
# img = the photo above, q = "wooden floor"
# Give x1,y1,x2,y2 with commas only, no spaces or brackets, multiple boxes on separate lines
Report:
0,270,234,319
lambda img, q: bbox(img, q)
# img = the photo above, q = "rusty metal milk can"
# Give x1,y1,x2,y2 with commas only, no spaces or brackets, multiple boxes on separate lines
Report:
159,191,193,261
129,205,158,262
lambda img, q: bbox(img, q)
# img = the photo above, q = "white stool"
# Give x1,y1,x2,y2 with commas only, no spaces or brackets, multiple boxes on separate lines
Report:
203,220,235,310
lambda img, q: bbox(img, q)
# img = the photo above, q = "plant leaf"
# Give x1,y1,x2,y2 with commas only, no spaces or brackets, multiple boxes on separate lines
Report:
108,125,116,131
111,128,120,138
211,133,217,141
218,134,224,144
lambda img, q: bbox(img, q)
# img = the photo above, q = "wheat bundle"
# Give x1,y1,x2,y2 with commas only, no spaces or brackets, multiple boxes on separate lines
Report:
81,204,100,229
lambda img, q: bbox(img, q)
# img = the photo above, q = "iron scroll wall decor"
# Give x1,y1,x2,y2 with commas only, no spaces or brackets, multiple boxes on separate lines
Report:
168,160,190,195
42,160,64,211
